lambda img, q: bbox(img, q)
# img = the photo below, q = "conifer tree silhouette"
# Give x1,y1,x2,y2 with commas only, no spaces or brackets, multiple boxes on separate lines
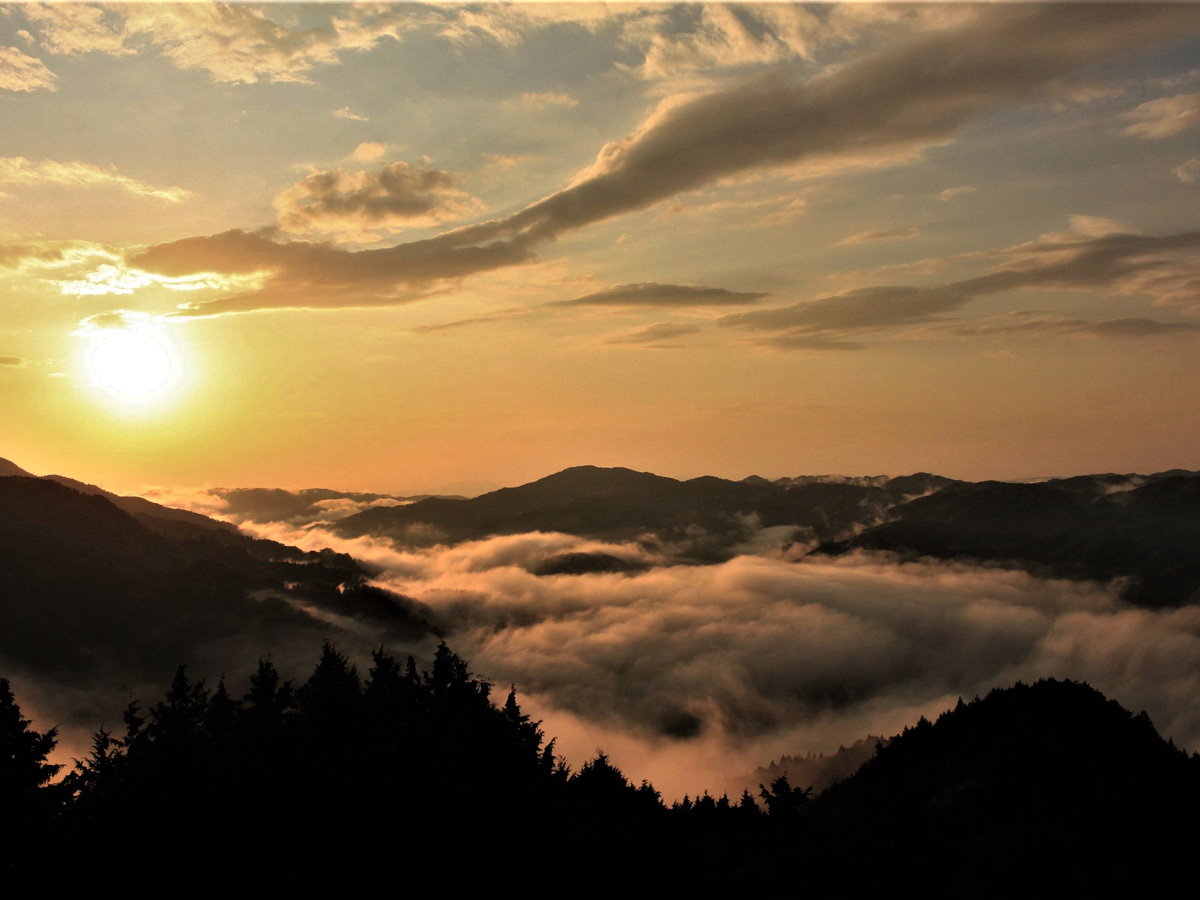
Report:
0,678,65,865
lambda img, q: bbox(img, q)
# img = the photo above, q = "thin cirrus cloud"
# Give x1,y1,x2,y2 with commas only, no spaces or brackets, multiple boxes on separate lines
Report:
719,228,1200,347
0,45,56,92
120,4,1200,317
835,227,921,247
559,283,768,308
910,311,1200,341
0,156,191,203
604,323,703,346
1174,158,1200,184
1121,91,1200,139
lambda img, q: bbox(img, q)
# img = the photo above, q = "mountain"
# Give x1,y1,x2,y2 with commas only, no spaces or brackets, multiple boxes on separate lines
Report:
0,458,33,477
0,475,432,720
828,470,1200,605
815,678,1200,888
41,472,239,536
335,464,939,559
0,456,236,536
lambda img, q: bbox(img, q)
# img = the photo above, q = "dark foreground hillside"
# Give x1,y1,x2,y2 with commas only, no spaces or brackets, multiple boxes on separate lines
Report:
4,646,1197,888
0,476,432,688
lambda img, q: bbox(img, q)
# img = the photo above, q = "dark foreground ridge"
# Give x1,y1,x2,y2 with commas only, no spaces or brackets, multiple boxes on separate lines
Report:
4,646,1197,887
0,475,432,687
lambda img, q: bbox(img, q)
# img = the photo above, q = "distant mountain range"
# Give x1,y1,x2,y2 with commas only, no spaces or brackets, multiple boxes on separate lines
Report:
825,470,1200,606
334,464,954,561
327,462,1200,604
3,455,1199,732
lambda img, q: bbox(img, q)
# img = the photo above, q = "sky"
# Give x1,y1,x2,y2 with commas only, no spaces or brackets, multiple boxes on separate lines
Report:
2,2,1200,495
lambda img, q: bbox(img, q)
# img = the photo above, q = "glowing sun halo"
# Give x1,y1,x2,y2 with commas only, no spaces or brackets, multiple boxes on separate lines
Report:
86,328,178,402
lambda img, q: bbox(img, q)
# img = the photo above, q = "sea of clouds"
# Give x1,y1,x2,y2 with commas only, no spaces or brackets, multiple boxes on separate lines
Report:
225,511,1200,800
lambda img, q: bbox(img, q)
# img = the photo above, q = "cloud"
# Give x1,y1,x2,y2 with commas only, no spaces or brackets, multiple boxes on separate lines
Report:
518,91,579,111
333,107,368,122
18,2,398,85
911,311,1200,341
719,226,1200,346
836,227,920,247
272,161,485,239
0,356,23,366
938,186,977,202
117,5,1200,315
604,323,702,346
1083,317,1200,337
561,283,767,308
0,156,191,202
19,3,132,57
1174,158,1200,184
352,142,387,162
138,228,537,316
720,284,970,334
627,3,830,82
1122,92,1200,139
750,333,868,353
0,237,234,300
0,237,119,272
81,490,1200,800
0,45,55,92
411,307,530,335
260,523,1200,801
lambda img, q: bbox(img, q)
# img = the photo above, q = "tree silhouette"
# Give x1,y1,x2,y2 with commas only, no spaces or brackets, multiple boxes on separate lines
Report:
0,678,65,865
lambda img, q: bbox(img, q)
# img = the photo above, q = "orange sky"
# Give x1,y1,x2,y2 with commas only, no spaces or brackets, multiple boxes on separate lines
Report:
3,2,1199,495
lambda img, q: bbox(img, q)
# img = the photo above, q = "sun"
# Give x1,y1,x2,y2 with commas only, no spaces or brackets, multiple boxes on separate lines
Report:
84,323,181,403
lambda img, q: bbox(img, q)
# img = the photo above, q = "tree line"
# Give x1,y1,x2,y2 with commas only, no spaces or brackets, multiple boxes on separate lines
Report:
5,642,1199,887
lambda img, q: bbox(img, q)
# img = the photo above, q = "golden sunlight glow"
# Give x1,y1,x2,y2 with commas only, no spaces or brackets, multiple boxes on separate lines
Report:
84,323,180,403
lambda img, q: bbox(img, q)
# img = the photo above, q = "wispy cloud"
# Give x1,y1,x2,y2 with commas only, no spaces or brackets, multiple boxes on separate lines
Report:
20,2,390,85
1173,158,1200,184
0,157,191,202
1122,92,1200,139
604,322,702,346
909,311,1200,341
516,91,579,111
561,283,767,308
938,186,977,202
107,5,1200,315
720,226,1200,347
836,227,920,247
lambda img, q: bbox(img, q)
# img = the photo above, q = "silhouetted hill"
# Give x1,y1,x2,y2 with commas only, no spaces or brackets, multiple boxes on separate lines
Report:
336,464,933,559
0,457,33,477
0,476,432,692
816,678,1200,888
0,455,236,535
830,470,1200,605
43,471,238,536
